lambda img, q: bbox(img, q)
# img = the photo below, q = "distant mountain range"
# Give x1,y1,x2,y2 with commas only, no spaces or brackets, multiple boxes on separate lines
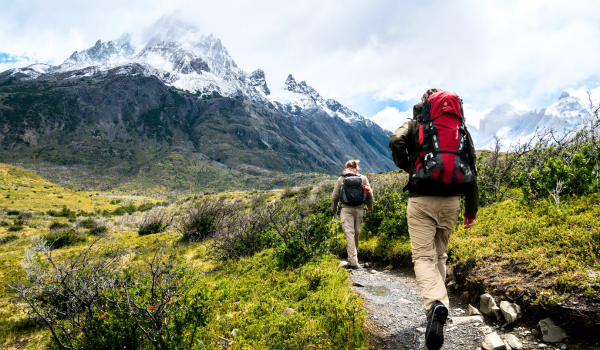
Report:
0,16,393,192
469,91,591,150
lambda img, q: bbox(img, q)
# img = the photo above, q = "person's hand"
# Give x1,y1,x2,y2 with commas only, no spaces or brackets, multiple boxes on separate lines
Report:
463,217,476,229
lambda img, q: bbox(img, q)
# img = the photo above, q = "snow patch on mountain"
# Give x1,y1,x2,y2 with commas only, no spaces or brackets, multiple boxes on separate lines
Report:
267,74,371,125
58,34,135,72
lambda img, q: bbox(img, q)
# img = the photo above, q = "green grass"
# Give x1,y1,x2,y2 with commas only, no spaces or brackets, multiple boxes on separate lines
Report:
0,168,368,349
450,194,600,306
195,251,369,349
0,163,117,212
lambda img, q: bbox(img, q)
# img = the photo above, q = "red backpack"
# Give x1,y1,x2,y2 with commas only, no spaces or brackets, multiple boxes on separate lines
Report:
409,91,476,195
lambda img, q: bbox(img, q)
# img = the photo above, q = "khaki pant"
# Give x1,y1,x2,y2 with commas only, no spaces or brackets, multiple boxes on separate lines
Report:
340,207,363,266
407,196,460,313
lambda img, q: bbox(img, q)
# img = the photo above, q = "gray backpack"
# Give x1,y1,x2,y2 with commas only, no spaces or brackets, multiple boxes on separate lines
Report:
339,174,366,206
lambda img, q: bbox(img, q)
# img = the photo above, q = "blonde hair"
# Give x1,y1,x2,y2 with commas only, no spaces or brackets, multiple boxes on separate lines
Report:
345,160,360,170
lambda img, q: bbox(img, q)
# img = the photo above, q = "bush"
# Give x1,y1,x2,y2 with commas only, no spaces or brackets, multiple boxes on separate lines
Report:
47,206,76,218
89,226,108,236
211,205,277,259
7,224,24,232
12,244,211,350
179,200,235,242
137,202,155,212
102,203,155,217
78,218,98,229
8,219,25,231
269,201,334,268
0,234,18,245
42,229,86,249
6,209,20,215
0,220,10,227
362,174,409,239
138,212,173,236
49,221,69,230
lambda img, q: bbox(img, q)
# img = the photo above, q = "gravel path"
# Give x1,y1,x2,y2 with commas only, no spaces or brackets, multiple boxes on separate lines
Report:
348,265,484,349
346,263,592,350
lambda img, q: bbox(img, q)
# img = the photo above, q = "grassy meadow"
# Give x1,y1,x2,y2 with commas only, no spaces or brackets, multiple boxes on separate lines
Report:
0,164,367,350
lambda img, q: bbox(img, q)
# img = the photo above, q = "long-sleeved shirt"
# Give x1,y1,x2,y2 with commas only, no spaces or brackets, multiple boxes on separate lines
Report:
331,169,374,213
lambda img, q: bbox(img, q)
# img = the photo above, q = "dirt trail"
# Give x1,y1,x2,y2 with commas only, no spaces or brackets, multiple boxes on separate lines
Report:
346,263,594,350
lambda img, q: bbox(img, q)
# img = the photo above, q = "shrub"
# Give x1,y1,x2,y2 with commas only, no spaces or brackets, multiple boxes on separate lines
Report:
48,221,69,230
281,188,297,199
137,202,155,212
89,226,108,236
138,212,173,236
211,205,277,259
7,224,24,232
18,212,34,224
78,218,98,229
269,201,333,268
42,229,86,249
6,210,20,215
362,174,409,239
0,220,10,227
0,234,18,244
12,244,211,350
47,206,76,218
179,200,235,242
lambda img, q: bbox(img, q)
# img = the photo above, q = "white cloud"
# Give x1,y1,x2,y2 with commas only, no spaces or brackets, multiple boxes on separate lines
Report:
463,105,491,130
370,107,412,132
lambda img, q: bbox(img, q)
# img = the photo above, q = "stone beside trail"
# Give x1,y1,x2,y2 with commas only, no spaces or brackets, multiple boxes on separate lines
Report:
345,263,593,350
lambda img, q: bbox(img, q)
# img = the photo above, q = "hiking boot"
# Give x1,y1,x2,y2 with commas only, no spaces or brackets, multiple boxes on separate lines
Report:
425,301,448,350
345,265,360,270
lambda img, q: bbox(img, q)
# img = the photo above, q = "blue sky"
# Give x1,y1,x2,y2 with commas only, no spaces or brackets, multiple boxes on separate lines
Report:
2,0,600,131
0,53,20,64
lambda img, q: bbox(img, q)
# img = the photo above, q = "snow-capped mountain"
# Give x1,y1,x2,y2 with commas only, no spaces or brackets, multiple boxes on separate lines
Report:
2,18,377,129
473,91,591,150
0,15,395,190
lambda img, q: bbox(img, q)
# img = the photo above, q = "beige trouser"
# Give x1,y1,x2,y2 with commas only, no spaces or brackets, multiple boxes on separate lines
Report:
407,196,460,313
340,207,363,266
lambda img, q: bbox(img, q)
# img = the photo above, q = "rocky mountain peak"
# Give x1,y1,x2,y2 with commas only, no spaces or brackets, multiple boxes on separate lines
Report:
559,91,571,100
248,69,270,95
58,34,135,71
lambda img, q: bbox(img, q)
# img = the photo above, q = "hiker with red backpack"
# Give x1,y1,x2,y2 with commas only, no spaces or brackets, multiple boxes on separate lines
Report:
331,160,373,270
389,88,479,350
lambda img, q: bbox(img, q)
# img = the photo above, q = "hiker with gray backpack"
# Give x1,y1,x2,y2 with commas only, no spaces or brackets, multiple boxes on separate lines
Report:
389,88,479,350
331,160,373,270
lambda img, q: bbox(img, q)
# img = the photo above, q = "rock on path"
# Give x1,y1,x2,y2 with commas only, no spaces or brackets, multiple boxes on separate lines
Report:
347,263,596,350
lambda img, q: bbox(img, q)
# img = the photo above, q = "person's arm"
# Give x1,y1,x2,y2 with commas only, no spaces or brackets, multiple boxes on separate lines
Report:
363,176,374,211
464,131,479,229
331,177,342,213
389,121,413,172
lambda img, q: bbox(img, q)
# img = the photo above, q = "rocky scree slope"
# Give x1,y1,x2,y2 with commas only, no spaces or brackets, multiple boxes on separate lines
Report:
0,23,393,191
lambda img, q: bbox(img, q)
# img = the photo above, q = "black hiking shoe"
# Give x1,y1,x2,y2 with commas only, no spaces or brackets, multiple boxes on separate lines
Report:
425,301,448,350
345,265,360,270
